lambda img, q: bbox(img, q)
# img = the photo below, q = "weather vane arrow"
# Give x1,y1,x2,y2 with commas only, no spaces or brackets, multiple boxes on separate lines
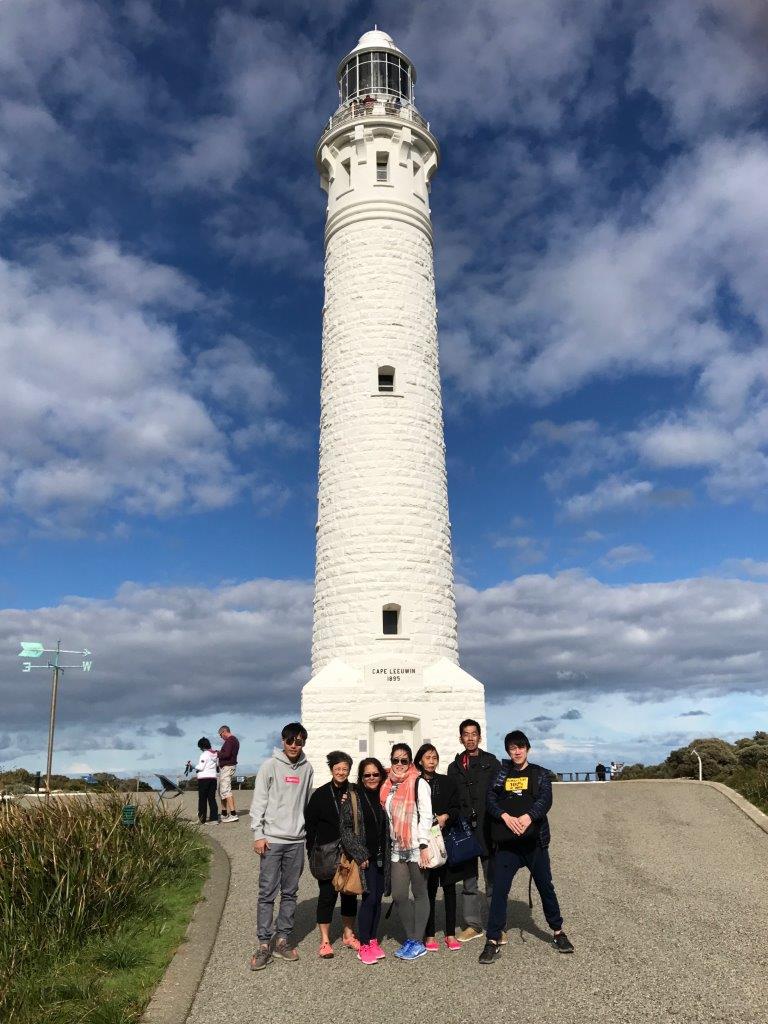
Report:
19,641,44,658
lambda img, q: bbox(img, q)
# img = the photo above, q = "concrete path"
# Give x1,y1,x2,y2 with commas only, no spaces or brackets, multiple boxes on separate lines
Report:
185,782,768,1024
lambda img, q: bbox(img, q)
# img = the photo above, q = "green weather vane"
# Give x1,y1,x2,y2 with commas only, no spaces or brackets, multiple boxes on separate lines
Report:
18,639,94,797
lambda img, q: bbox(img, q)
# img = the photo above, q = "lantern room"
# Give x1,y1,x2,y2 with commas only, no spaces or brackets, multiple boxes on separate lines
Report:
337,29,415,104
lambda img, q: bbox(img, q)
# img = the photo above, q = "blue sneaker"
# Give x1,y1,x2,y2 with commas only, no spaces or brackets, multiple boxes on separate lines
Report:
399,941,427,961
394,940,414,959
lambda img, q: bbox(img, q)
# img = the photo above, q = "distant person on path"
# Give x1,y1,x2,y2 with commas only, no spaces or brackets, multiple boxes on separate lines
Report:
447,719,501,943
596,762,606,782
305,751,365,959
479,730,574,965
381,742,433,962
414,743,465,951
249,722,313,971
194,737,219,825
217,724,240,822
354,757,390,965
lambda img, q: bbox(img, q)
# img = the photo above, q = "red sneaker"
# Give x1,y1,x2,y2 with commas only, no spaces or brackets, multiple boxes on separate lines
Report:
445,936,462,951
357,943,378,965
370,939,386,960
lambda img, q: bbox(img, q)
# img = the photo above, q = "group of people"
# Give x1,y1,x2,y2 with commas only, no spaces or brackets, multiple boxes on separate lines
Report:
248,718,574,970
187,725,240,824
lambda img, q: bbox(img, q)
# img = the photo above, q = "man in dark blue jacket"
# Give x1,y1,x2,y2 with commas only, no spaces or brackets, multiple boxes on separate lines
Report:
479,730,574,963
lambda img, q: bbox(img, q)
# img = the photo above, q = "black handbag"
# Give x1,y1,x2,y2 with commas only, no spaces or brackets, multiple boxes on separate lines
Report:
443,817,484,866
308,839,341,881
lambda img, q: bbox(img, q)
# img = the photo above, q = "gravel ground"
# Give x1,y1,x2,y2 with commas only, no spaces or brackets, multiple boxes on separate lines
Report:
185,782,768,1024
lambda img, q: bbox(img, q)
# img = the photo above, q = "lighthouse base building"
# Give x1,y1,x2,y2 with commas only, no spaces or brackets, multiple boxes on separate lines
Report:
301,30,486,781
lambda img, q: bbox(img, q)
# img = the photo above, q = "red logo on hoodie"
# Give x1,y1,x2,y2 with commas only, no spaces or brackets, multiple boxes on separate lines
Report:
284,775,300,784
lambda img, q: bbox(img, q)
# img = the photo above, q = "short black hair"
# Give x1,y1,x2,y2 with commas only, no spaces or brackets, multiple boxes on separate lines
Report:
197,736,212,750
326,750,352,769
357,758,386,787
390,742,413,763
414,743,438,769
504,730,531,751
281,722,308,742
459,719,481,736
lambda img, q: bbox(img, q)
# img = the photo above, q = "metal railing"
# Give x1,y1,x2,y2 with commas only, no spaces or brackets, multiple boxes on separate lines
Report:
323,100,430,135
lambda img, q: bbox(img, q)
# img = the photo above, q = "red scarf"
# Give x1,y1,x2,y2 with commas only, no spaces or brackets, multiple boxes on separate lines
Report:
380,764,420,848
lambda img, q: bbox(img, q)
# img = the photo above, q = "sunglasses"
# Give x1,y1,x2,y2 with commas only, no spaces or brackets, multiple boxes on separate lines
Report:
362,772,381,779
284,738,305,746
390,757,410,765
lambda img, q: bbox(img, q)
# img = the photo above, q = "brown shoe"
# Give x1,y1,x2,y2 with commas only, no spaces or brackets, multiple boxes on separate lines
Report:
273,937,299,962
498,930,508,945
457,927,485,943
250,944,272,970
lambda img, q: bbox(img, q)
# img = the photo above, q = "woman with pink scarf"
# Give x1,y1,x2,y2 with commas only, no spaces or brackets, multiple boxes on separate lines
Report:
380,743,433,961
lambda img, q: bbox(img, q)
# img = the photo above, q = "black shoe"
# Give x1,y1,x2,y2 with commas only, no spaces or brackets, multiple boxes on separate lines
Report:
478,940,501,965
553,931,574,953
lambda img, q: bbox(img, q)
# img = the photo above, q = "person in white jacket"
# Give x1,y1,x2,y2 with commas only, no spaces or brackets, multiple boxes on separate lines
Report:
194,737,219,824
380,742,433,962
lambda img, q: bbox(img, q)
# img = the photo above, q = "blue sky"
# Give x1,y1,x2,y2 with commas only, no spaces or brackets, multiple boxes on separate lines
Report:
1,0,767,779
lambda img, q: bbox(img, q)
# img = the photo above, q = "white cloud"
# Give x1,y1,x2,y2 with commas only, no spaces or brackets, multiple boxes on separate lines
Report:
722,559,768,579
562,477,654,519
0,237,288,528
601,544,653,569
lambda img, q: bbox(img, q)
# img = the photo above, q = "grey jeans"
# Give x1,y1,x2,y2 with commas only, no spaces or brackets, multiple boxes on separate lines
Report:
391,861,429,942
461,855,493,930
256,841,304,944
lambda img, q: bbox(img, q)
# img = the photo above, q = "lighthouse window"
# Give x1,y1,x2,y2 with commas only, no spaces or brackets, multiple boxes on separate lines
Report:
358,55,372,93
376,153,389,182
378,366,395,392
382,606,400,635
340,53,412,103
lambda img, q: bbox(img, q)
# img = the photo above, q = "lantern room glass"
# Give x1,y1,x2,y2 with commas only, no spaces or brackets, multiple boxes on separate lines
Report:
339,51,413,102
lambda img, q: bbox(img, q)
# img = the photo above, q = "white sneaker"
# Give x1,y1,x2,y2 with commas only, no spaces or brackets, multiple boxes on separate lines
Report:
224,813,238,823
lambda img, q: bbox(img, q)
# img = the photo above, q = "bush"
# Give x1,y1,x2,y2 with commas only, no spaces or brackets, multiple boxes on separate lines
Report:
0,793,207,1020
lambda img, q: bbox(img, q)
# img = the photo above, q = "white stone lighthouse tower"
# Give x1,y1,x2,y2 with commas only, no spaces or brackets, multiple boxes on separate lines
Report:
301,29,486,780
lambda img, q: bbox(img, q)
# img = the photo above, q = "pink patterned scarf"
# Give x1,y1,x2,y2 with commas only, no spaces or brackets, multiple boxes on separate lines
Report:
380,763,420,848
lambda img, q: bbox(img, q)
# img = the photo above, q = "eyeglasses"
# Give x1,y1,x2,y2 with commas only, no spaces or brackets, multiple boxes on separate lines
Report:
284,738,305,746
390,757,410,765
362,772,381,779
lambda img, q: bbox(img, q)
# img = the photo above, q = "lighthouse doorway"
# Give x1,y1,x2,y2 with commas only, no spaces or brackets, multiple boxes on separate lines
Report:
370,715,421,764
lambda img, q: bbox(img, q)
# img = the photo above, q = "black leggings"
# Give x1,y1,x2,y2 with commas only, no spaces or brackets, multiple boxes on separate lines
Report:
197,778,218,822
357,862,386,944
426,869,457,937
316,878,357,924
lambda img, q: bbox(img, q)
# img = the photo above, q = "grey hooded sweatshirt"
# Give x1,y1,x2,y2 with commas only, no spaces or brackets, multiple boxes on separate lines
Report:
250,747,314,844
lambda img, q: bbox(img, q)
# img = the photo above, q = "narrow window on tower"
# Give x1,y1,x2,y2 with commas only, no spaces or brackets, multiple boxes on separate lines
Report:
378,365,395,392
376,152,389,182
382,605,400,635
340,158,351,188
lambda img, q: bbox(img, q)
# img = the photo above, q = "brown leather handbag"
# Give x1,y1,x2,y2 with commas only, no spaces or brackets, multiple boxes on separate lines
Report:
331,791,364,895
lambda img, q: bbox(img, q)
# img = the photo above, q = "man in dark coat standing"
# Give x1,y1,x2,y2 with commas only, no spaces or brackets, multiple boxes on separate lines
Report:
447,718,501,942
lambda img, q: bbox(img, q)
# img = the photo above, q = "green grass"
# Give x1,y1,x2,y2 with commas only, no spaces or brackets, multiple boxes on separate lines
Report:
0,794,209,1024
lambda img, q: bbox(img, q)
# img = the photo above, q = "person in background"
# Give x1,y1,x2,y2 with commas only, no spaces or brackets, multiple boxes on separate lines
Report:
249,722,313,971
353,757,390,965
194,737,219,825
217,724,240,822
381,743,432,962
305,751,362,959
447,719,501,943
414,743,464,951
479,730,574,965
596,762,606,782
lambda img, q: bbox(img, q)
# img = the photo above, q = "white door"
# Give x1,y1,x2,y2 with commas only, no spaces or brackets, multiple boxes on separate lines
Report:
371,717,418,763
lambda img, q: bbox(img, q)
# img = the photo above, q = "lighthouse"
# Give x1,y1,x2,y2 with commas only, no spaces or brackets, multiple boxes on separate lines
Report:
301,29,486,780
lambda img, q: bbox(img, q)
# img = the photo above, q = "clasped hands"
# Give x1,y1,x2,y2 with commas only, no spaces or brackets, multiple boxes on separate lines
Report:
501,811,532,836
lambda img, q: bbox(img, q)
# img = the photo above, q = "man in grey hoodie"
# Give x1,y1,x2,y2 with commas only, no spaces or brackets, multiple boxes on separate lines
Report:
250,722,314,970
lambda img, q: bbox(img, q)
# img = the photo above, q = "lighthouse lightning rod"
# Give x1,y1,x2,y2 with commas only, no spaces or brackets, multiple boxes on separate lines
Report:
18,639,94,798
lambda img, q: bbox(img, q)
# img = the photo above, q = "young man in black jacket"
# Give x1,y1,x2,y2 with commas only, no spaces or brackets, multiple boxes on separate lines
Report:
479,729,574,963
447,718,501,942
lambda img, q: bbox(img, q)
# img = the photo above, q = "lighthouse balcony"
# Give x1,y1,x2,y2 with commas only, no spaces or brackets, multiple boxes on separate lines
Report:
323,99,431,136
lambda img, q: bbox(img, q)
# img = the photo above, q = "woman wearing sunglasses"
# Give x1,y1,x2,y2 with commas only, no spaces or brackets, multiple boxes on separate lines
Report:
350,757,391,965
380,743,433,961
414,743,465,951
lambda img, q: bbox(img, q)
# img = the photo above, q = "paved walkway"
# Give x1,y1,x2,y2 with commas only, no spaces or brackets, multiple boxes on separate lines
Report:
185,782,768,1024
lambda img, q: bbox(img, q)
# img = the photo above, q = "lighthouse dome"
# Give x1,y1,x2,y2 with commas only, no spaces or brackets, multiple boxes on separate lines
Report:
337,27,416,103
354,29,398,52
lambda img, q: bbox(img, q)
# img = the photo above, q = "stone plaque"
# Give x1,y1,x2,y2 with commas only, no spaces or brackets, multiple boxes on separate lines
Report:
364,664,423,686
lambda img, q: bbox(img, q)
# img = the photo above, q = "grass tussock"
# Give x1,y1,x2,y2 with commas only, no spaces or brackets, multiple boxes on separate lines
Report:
0,793,209,1023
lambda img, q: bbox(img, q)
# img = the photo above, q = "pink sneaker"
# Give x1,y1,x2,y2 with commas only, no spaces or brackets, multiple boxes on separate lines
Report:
342,934,361,951
445,936,462,951
424,939,440,952
370,939,386,960
357,943,378,966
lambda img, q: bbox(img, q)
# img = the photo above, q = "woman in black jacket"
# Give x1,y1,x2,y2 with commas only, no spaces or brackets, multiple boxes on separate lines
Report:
415,743,467,950
347,757,391,965
305,750,366,958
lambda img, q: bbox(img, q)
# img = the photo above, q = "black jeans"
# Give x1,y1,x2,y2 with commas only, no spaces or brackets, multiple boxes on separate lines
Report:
197,778,218,823
316,878,357,924
357,862,386,944
426,869,457,937
487,846,563,940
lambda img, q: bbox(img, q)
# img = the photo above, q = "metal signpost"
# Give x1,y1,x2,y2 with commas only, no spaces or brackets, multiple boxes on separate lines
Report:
18,639,93,797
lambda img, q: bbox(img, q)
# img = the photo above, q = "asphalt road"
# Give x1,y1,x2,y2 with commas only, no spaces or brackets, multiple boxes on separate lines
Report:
186,782,768,1024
